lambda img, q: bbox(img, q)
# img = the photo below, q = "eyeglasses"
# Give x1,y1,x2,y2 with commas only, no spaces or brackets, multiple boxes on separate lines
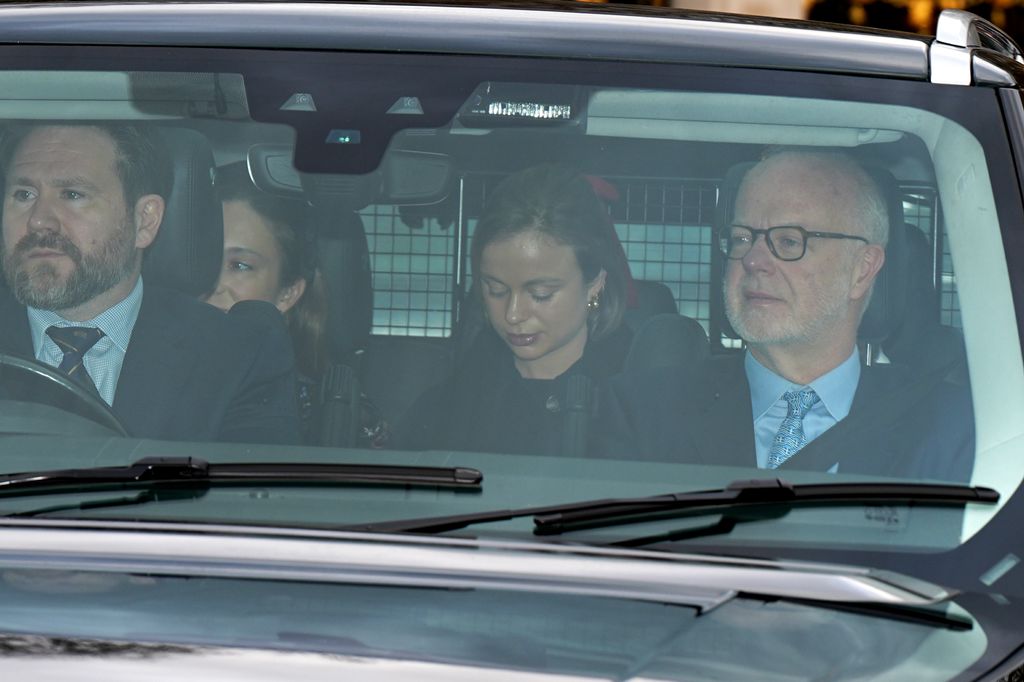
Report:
719,224,869,262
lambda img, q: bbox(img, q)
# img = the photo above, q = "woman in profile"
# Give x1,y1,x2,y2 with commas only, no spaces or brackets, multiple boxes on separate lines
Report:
203,164,331,443
397,164,632,456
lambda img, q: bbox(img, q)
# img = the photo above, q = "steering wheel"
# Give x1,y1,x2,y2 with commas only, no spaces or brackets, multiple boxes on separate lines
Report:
0,353,129,437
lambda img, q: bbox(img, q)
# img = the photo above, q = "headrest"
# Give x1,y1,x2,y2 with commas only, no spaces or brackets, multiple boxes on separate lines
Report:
623,280,679,333
309,205,372,360
625,313,709,373
712,158,907,346
142,127,222,297
711,162,750,341
882,223,967,373
856,166,908,345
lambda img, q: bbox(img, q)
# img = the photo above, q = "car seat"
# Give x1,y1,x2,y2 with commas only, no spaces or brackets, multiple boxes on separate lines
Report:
855,165,910,353
624,312,709,373
623,280,679,332
308,205,373,364
143,127,223,296
300,181,375,446
880,223,968,378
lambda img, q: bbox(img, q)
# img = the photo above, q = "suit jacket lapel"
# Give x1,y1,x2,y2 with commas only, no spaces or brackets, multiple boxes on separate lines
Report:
685,355,756,468
0,288,33,358
111,289,194,437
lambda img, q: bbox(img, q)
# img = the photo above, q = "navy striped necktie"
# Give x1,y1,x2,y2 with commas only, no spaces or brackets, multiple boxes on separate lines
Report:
45,326,105,395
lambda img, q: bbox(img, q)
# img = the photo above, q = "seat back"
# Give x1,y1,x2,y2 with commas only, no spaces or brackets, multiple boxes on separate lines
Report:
623,280,679,332
142,127,222,296
309,204,373,361
856,166,909,346
301,192,374,445
624,312,709,373
361,335,453,428
882,223,967,374
710,162,748,342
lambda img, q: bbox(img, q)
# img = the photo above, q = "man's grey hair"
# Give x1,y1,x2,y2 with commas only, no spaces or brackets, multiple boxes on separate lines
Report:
846,159,889,247
760,147,890,246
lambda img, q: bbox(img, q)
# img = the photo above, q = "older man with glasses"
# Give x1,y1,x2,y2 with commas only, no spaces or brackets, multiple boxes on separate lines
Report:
593,149,974,481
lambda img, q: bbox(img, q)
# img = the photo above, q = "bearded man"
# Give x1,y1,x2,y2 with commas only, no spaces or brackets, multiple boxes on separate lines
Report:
0,124,299,444
593,150,973,481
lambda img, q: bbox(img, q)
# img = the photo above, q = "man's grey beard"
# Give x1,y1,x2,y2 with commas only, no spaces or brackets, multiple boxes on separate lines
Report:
3,220,137,313
723,267,853,349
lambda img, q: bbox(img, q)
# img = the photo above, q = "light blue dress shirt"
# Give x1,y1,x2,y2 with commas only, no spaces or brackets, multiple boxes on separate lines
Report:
28,277,144,407
746,348,860,471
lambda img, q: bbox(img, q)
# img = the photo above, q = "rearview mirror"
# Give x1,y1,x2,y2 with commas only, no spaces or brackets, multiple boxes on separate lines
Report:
246,144,451,206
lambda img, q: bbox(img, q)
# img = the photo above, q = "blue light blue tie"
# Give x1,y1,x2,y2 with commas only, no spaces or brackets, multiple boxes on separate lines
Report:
767,387,820,469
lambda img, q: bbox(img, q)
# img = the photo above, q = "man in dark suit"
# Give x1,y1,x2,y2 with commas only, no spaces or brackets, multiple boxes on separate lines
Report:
595,150,973,481
0,123,300,444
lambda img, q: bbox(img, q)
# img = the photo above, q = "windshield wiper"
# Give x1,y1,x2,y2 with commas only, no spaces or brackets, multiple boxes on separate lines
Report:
7,486,209,519
0,457,482,519
354,478,998,541
531,478,998,539
0,456,483,499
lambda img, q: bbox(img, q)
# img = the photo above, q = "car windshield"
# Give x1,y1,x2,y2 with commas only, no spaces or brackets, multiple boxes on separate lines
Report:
0,27,1017,590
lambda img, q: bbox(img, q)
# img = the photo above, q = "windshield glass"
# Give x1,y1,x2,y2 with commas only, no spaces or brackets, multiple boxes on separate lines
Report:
0,45,1017,571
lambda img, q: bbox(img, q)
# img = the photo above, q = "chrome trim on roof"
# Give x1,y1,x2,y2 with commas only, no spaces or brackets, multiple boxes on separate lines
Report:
937,8,1022,57
0,2,930,79
973,54,1018,86
932,42,974,86
932,9,1024,85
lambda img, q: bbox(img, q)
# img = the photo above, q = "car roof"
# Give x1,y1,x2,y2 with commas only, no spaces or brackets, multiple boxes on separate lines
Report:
0,1,933,79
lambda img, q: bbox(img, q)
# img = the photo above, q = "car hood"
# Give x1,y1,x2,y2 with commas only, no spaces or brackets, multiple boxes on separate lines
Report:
0,520,993,681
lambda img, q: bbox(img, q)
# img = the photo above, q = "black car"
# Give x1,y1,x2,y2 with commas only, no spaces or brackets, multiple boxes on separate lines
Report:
0,1,1018,680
